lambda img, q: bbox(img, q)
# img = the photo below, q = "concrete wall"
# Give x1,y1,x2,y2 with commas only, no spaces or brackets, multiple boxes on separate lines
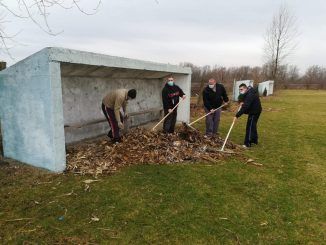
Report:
0,51,66,171
62,72,191,143
0,121,3,156
173,74,191,122
62,75,163,143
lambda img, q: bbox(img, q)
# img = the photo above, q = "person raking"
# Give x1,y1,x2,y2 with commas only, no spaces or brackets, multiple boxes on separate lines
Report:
202,78,229,137
161,75,186,134
234,83,262,148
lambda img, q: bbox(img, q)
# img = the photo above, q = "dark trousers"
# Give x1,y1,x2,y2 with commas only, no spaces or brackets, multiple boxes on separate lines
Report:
163,110,177,133
204,107,221,136
244,113,260,146
102,103,123,141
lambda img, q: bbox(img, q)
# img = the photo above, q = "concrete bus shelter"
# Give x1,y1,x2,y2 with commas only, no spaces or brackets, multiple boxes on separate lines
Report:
258,80,274,96
232,80,254,101
0,47,191,172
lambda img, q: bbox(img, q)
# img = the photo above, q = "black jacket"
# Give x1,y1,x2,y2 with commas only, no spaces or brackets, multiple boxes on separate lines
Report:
162,84,185,111
202,83,229,110
236,86,262,117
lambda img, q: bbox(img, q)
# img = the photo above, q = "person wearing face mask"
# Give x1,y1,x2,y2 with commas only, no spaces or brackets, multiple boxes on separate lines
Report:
162,75,186,134
102,89,137,143
202,78,229,137
234,84,262,148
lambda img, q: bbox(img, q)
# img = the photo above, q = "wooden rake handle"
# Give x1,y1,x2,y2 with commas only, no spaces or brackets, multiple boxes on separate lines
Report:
220,117,236,152
188,103,228,126
220,105,242,151
152,98,185,131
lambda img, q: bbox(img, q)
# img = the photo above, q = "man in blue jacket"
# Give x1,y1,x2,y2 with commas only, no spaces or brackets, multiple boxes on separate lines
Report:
202,78,229,137
234,83,262,148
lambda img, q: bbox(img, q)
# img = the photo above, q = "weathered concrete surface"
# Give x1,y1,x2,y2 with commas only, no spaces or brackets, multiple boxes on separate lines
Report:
0,47,192,172
258,80,274,96
232,80,254,101
62,75,163,143
0,51,66,172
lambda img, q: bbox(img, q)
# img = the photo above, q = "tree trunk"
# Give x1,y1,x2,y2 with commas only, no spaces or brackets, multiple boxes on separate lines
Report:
273,38,280,80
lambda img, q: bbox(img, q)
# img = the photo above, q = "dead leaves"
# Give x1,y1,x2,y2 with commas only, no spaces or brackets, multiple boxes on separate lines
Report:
245,159,263,167
83,179,100,184
5,218,33,222
89,215,100,223
66,126,240,176
56,190,76,198
82,179,100,192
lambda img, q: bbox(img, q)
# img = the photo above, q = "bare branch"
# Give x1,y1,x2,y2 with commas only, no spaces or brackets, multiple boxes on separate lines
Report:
0,0,102,59
263,4,299,81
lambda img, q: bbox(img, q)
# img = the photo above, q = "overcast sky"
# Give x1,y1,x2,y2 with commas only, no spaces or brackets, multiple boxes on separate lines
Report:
3,0,326,72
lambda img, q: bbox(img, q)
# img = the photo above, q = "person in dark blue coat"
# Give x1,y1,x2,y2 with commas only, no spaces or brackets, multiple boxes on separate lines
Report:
234,83,262,147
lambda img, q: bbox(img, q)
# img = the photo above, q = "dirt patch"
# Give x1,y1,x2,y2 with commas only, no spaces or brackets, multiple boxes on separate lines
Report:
66,125,242,176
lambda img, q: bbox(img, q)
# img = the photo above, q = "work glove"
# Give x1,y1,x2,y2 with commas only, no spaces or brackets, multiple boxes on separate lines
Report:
168,109,173,113
118,122,124,130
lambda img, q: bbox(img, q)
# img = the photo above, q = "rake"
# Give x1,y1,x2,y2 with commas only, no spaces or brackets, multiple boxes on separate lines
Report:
218,105,242,153
188,103,228,127
152,98,185,131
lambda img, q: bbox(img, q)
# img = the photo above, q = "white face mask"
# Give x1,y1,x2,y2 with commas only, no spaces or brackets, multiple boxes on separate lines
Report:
240,91,246,95
208,84,215,89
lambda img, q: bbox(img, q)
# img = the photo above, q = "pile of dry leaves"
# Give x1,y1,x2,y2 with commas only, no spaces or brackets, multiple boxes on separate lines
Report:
66,125,241,175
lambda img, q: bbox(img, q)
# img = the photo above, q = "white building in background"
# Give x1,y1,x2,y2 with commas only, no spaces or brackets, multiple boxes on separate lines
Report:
258,80,274,96
232,80,254,101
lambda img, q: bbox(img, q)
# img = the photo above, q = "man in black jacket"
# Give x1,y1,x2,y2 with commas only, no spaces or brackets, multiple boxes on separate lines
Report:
202,78,229,136
234,83,262,147
162,75,186,133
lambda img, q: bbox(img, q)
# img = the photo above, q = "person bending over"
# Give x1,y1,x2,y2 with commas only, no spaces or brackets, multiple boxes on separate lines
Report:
234,84,262,148
102,89,137,143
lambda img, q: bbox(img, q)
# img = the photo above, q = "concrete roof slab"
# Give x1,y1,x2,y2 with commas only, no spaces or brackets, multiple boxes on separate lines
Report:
47,47,191,74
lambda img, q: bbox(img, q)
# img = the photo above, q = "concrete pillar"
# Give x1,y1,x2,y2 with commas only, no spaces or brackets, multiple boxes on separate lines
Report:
0,61,5,156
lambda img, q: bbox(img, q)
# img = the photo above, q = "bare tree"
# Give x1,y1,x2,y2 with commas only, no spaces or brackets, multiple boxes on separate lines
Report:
0,0,101,57
263,4,299,82
287,65,300,84
304,66,325,85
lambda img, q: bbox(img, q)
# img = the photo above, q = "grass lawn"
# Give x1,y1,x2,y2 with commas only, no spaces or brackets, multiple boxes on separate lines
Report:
0,90,325,244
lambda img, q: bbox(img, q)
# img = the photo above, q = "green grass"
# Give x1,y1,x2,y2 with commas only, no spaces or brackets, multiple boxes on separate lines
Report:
0,90,325,244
